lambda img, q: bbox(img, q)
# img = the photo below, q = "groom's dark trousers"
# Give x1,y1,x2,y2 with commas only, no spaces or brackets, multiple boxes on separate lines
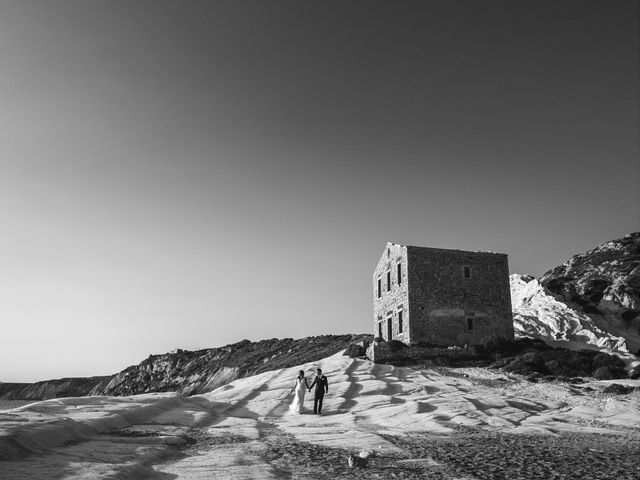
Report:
313,392,324,414
310,374,328,414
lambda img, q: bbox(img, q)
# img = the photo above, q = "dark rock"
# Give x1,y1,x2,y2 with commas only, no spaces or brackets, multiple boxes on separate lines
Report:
343,341,367,357
602,383,634,395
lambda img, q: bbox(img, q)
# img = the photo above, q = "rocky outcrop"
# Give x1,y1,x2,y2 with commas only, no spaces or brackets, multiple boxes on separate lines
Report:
0,334,369,400
540,232,640,353
510,274,628,352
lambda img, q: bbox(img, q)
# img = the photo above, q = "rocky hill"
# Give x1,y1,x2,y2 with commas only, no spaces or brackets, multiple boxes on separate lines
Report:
540,232,640,353
0,334,369,401
510,274,628,352
511,232,640,355
0,376,111,402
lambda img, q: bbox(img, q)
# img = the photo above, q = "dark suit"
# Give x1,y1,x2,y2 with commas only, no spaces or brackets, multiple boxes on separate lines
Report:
309,374,328,414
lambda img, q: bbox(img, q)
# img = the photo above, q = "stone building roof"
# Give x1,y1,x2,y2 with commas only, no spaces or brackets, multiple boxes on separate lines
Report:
385,241,506,256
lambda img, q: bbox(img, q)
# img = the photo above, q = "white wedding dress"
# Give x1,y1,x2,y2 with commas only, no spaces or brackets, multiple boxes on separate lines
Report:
289,378,306,413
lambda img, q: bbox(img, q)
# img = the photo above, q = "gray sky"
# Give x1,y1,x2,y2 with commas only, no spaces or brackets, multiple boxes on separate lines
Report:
1,1,638,382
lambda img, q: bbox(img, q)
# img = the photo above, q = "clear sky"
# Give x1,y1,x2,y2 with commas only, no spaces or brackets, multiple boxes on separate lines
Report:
1,1,638,382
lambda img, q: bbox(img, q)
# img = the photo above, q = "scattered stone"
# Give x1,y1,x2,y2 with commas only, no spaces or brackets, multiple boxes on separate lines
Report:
347,454,368,467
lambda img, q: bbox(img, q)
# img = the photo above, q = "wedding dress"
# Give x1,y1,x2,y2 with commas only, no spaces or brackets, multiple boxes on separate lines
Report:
289,378,306,413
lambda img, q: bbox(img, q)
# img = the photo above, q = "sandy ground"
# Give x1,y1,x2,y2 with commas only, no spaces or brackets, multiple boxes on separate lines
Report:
1,351,639,479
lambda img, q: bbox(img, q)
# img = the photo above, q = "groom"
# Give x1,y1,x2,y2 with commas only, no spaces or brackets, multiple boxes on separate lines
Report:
308,368,329,414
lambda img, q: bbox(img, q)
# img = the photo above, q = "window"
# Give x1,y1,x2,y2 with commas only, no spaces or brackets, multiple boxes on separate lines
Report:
387,317,392,339
387,271,391,291
377,278,381,298
398,311,403,333
378,321,382,338
397,263,402,285
463,265,471,279
466,317,474,331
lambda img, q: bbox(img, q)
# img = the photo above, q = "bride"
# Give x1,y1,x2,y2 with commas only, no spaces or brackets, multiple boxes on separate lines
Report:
289,370,310,414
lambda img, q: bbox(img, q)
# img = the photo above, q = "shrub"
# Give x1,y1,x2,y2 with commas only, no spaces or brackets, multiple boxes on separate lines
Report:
503,358,533,375
480,336,519,355
564,351,595,376
470,344,487,356
501,352,548,374
488,357,511,369
545,359,578,377
590,353,626,379
388,340,407,353
514,337,550,353
593,366,615,380
520,352,545,369
592,352,625,371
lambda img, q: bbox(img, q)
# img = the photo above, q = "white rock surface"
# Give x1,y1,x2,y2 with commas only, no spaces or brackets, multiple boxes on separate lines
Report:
2,354,639,479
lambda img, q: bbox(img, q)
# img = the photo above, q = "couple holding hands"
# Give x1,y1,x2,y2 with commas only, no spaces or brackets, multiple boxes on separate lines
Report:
289,368,328,415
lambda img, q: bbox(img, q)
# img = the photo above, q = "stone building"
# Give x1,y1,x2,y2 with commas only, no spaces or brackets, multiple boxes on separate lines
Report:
373,242,514,346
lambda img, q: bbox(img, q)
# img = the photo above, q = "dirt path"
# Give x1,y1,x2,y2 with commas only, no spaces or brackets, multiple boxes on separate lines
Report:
234,426,640,479
381,427,640,480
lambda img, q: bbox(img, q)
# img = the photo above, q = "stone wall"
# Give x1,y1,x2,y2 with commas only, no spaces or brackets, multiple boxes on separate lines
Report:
407,247,514,345
365,340,481,364
372,243,410,342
